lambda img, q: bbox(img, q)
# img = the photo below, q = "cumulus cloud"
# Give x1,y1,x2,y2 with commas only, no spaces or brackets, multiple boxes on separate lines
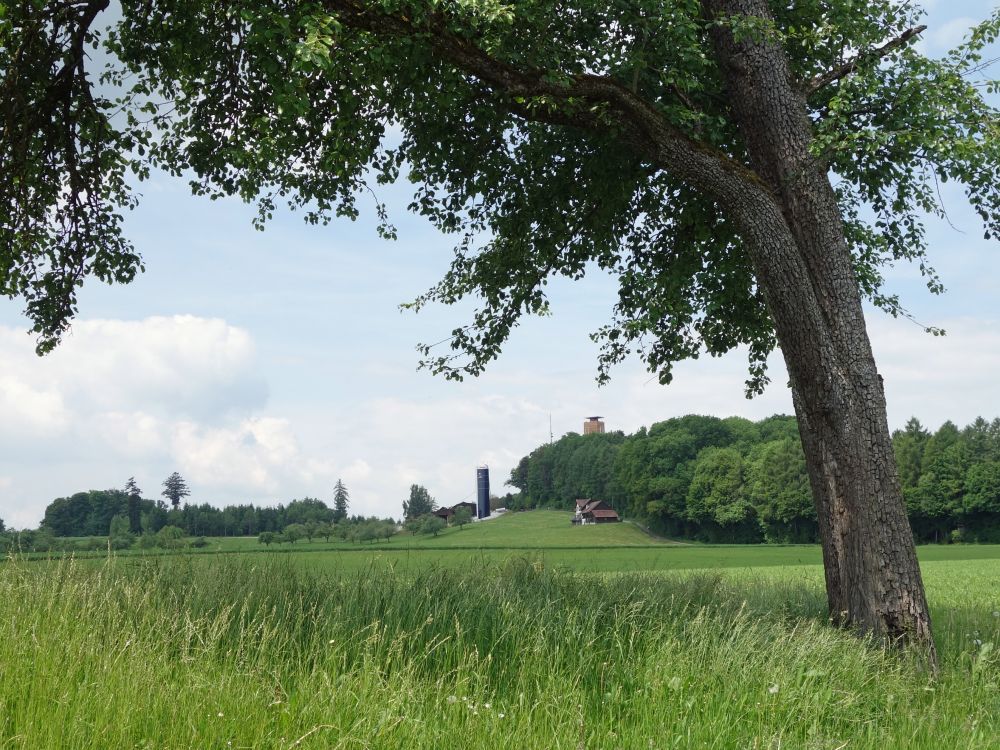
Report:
0,315,266,423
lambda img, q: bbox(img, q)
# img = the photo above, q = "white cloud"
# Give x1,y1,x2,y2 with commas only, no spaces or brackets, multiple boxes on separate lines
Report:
0,316,266,425
0,374,68,436
171,417,322,494
869,316,1000,429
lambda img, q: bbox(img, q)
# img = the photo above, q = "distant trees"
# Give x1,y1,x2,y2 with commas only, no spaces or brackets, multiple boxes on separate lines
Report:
402,485,435,521
161,473,190,509
258,531,278,546
333,480,349,523
42,489,133,536
510,414,1000,543
40,492,344,538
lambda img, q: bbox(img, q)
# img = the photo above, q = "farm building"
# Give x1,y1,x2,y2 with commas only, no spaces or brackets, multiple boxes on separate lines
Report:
433,501,478,524
573,499,620,524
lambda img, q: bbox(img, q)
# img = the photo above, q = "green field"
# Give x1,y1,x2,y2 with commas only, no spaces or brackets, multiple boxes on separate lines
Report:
4,511,999,749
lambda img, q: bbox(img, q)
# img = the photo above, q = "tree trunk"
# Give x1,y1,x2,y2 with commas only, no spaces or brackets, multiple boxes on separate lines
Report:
702,0,935,655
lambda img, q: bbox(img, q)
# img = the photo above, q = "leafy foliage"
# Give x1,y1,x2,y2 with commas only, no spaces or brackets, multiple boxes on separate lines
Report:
333,479,350,522
161,472,190,509
510,413,1000,543
3,2,999,392
402,484,436,521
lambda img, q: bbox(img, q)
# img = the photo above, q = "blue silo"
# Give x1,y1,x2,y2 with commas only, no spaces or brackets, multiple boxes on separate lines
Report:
476,466,490,519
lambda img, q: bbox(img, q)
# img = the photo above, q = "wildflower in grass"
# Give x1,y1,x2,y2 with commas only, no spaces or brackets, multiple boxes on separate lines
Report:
484,702,491,709
992,611,999,618
217,712,224,717
767,684,779,695
498,713,505,719
446,696,458,704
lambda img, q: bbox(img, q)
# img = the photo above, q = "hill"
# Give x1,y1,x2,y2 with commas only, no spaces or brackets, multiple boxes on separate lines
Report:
399,510,670,548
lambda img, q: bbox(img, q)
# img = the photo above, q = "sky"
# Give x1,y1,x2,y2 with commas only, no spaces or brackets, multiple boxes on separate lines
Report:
1,2,998,528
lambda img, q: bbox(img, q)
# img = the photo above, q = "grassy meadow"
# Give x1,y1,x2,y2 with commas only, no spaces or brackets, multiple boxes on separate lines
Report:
4,511,999,748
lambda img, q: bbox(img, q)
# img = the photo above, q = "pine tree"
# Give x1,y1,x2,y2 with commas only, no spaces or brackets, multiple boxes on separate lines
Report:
124,476,143,533
333,479,349,523
161,472,190,509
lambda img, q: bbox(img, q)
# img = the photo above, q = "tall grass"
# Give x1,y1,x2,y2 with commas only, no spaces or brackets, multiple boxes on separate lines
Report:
0,556,997,748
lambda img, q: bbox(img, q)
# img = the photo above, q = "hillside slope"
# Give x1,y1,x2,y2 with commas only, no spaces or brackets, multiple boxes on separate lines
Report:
400,510,670,548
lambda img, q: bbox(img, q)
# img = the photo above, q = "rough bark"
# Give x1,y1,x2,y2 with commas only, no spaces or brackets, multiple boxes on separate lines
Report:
703,0,935,655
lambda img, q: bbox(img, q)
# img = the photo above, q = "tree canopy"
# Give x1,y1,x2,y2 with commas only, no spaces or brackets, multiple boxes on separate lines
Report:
509,414,1000,544
402,484,435,520
1,1,996,381
161,472,190,509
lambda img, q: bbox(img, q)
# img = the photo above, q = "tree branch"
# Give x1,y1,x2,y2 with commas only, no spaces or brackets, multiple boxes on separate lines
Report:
806,25,927,95
324,1,767,193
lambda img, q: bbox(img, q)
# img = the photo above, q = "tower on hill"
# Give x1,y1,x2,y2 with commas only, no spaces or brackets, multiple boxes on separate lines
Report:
584,416,605,435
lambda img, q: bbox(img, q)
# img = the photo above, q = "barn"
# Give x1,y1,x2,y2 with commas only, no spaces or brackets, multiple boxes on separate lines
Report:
573,499,620,524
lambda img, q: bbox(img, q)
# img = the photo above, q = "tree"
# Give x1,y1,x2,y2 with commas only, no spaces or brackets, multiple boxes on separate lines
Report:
333,479,350,523
316,522,335,542
258,531,277,546
379,520,397,542
161,473,190,510
686,447,755,542
9,2,999,652
746,439,816,543
124,477,143,534
402,485,436,521
108,513,134,549
452,507,473,529
283,523,307,543
419,516,446,537
155,525,185,550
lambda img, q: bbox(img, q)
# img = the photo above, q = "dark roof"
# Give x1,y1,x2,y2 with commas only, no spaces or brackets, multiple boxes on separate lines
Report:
575,498,591,509
587,509,620,519
433,507,454,518
582,499,611,513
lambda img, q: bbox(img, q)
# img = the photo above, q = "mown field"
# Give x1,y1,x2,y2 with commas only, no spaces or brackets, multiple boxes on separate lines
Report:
41,511,1000,573
3,512,999,748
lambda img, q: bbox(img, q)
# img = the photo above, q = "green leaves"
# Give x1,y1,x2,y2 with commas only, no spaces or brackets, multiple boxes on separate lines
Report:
4,0,999,387
1,0,142,352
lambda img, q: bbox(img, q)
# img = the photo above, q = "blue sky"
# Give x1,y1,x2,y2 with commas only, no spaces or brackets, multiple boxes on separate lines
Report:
1,1,998,527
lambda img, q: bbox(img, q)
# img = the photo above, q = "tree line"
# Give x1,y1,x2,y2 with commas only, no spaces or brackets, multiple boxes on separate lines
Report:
38,477,354,538
508,414,1000,544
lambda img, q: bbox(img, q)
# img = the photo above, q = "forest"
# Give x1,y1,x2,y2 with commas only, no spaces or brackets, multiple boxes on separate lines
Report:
507,414,1000,544
39,494,346,538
